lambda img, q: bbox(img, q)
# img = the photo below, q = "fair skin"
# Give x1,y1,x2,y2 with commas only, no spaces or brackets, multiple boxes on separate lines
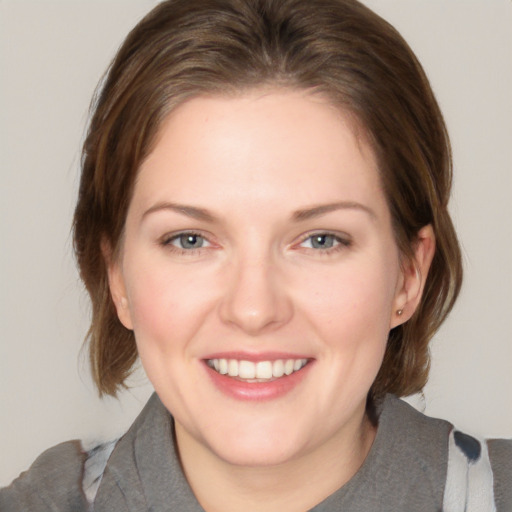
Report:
107,89,435,512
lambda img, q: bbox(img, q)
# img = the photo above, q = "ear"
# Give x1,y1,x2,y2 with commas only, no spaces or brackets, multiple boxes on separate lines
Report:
390,225,436,329
101,239,134,330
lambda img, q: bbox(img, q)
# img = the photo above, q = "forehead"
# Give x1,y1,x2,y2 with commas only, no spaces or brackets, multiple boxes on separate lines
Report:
133,89,387,219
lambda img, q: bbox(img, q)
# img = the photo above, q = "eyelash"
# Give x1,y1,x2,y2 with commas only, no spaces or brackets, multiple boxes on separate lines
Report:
159,230,352,256
296,232,352,254
160,231,212,255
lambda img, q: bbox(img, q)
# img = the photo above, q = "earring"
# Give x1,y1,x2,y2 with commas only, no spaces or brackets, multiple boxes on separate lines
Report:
397,308,403,316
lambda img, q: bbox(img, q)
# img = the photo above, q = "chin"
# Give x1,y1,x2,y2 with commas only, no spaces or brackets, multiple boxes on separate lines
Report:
210,435,305,467
196,413,315,467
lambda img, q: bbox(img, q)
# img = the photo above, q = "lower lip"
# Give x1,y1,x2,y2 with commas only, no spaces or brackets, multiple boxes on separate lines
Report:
204,362,312,401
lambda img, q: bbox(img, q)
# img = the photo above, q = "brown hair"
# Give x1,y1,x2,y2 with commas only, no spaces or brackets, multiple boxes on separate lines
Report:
73,0,462,397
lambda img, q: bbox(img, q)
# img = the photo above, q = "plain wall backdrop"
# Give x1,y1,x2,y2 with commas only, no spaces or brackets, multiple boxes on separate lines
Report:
1,0,511,486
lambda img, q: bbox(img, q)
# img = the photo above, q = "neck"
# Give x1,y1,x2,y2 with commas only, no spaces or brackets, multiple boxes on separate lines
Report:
174,412,376,512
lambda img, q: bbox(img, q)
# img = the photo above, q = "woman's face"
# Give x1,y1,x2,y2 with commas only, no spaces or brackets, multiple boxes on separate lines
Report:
109,89,411,467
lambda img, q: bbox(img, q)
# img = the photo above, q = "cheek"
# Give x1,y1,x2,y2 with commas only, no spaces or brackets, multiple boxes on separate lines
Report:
286,260,398,421
294,255,399,374
123,260,213,353
302,262,397,330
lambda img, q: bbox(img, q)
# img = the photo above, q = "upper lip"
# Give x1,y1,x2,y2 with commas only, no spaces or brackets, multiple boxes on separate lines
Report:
202,351,312,362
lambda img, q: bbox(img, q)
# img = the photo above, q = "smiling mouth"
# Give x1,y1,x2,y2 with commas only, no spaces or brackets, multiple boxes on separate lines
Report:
206,358,309,382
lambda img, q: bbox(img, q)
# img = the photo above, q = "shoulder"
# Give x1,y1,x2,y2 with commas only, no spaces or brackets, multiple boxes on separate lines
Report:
444,430,512,511
382,396,511,512
82,438,118,504
0,440,89,512
0,438,119,512
373,395,452,509
488,438,512,511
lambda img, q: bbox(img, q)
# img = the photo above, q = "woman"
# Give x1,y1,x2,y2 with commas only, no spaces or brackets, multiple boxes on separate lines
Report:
1,0,510,510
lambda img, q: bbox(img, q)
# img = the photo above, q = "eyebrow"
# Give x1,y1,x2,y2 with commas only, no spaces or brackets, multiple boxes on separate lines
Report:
142,202,216,222
292,201,376,221
142,200,376,223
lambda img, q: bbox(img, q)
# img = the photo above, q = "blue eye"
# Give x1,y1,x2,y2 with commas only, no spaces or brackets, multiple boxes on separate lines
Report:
167,233,210,250
302,234,339,249
300,233,350,251
311,234,336,249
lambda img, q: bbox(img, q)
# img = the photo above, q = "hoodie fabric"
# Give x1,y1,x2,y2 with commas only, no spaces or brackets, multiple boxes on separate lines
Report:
1,393,510,511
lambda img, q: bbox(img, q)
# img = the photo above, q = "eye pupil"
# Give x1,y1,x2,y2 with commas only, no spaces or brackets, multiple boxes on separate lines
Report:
311,234,334,249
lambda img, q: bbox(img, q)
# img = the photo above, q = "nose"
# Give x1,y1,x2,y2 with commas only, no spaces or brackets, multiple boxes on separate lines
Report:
219,252,293,335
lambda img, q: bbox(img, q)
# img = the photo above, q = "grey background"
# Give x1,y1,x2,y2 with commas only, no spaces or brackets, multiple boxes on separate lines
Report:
1,0,511,485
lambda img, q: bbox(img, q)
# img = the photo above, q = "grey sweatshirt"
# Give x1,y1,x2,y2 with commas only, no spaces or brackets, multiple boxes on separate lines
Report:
1,393,510,511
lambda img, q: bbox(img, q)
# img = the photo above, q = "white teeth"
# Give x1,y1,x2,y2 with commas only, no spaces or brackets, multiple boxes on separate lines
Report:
273,360,285,378
256,361,273,379
219,359,228,374
238,360,256,379
207,358,308,380
228,359,238,377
